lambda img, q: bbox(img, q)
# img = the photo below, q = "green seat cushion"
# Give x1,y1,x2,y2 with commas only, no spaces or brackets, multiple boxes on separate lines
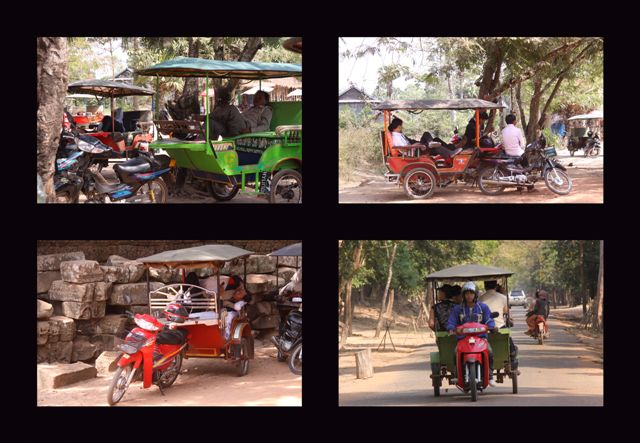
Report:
269,102,302,130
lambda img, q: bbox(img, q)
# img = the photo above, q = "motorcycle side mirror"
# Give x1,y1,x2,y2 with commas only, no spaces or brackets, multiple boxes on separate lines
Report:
491,312,500,318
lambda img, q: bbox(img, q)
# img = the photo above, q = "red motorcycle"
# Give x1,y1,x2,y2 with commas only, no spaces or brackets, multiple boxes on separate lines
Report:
452,319,496,402
107,312,188,406
529,315,548,345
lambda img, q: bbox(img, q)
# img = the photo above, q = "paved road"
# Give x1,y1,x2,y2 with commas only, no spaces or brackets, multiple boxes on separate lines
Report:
339,308,603,406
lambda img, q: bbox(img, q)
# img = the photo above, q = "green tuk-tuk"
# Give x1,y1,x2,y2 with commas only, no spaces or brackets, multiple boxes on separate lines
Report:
136,58,302,203
426,264,518,397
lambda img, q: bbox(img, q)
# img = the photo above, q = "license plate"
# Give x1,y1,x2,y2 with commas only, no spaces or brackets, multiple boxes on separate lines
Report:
169,159,177,168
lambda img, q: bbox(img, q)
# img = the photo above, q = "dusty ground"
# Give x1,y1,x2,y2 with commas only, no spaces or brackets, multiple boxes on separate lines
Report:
339,304,603,406
80,163,267,204
38,344,301,407
339,150,603,204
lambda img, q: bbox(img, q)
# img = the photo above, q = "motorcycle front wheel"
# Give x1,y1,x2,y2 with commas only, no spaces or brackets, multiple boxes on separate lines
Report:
145,178,168,203
288,343,302,375
543,168,572,195
107,365,132,406
468,362,477,402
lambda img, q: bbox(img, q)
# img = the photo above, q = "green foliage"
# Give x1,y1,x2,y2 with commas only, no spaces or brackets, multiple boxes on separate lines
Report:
339,106,384,181
67,37,101,81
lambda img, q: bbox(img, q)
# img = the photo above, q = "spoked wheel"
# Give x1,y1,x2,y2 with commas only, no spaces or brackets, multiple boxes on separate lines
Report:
269,169,302,203
237,338,249,377
478,167,507,195
158,353,183,388
403,168,436,199
107,365,132,406
134,178,168,203
543,168,572,195
209,182,240,202
288,342,302,375
468,362,477,402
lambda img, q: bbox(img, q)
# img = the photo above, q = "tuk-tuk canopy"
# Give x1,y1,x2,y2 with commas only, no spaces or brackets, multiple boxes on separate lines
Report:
374,99,504,111
283,37,302,54
68,79,155,97
136,57,302,79
568,111,603,121
137,244,254,269
268,242,302,257
426,264,513,282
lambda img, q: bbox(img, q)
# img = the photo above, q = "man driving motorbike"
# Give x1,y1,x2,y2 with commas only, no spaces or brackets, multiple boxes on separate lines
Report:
526,289,550,336
447,281,498,387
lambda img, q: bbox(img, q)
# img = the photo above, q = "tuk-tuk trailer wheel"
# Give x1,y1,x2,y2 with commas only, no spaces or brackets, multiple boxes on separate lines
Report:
237,337,249,377
403,168,437,199
430,363,442,397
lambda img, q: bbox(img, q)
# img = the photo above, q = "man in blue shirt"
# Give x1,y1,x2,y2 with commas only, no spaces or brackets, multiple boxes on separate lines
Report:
447,281,498,386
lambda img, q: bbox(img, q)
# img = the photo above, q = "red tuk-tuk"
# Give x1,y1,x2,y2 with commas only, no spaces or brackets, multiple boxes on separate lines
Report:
374,99,504,199
138,245,255,375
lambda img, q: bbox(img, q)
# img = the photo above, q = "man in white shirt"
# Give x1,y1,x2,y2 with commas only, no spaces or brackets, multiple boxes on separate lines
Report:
501,114,526,157
479,280,519,370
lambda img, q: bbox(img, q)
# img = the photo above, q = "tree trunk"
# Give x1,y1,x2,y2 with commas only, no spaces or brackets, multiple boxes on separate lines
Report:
525,78,543,143
37,37,69,202
580,240,587,318
385,288,395,317
167,37,201,120
552,289,557,309
355,349,374,379
375,242,398,338
345,241,364,336
132,37,140,110
223,38,264,97
593,241,604,330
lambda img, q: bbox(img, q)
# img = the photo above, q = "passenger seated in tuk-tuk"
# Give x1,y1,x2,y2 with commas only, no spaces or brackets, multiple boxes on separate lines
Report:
240,90,273,134
447,281,498,386
208,87,246,139
388,118,462,159
480,280,518,369
221,275,252,340
429,285,454,332
450,284,462,304
463,111,490,148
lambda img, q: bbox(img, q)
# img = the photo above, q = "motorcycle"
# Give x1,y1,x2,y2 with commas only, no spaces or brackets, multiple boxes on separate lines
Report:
107,312,188,406
54,130,171,203
271,298,302,375
584,131,601,158
477,134,572,195
528,315,548,345
450,312,500,402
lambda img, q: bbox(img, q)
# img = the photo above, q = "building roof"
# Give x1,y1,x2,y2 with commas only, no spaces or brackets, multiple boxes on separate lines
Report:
338,85,380,102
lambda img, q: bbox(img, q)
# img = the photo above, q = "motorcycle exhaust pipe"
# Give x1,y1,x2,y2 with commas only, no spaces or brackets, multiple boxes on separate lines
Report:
482,180,529,187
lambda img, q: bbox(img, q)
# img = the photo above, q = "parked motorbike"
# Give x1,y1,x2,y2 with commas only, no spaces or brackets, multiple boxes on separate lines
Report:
271,297,302,375
478,134,572,195
450,312,499,402
584,131,601,158
54,131,171,203
107,312,188,406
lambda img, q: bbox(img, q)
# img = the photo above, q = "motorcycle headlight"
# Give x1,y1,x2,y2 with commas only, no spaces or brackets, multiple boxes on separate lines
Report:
134,316,160,331
77,139,108,154
462,327,486,334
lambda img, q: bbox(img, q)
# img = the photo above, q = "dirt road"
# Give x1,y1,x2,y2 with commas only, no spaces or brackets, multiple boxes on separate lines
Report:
38,346,301,406
339,308,603,406
339,151,603,204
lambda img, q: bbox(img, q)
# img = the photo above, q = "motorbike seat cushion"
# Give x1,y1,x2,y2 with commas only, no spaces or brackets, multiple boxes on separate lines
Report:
114,156,152,174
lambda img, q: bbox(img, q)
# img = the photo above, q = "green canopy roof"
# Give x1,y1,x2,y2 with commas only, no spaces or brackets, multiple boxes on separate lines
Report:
374,99,504,111
136,57,302,79
426,264,513,281
137,245,254,268
68,79,155,97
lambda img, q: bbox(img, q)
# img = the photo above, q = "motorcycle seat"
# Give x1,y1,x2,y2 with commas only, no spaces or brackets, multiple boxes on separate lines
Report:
93,180,128,194
114,156,152,175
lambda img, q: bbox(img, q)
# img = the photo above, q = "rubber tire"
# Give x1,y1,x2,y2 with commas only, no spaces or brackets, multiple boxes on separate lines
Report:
543,169,572,195
512,368,518,394
288,342,302,375
144,178,168,203
403,168,437,199
238,338,249,377
478,167,506,195
158,353,183,388
538,325,544,345
468,362,477,402
107,365,130,406
431,363,441,397
269,169,302,203
209,182,240,202
55,191,79,204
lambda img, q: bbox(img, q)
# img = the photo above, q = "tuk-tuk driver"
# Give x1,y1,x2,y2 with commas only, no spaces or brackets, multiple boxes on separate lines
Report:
463,111,490,148
448,281,498,386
